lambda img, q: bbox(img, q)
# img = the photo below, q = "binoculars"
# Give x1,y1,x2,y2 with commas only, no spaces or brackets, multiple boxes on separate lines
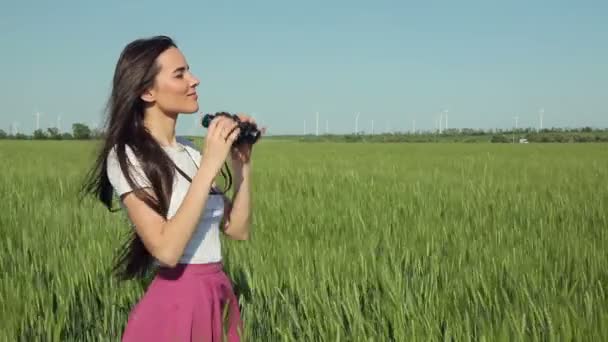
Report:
201,112,261,146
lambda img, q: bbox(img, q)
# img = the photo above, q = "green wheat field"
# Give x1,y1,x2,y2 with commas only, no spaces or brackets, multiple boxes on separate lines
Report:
1,140,607,341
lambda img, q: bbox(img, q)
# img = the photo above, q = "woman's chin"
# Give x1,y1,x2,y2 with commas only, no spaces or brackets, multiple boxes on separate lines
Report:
181,105,199,114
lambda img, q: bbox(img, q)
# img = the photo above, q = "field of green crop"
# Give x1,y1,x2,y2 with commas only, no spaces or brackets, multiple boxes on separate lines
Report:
1,140,607,341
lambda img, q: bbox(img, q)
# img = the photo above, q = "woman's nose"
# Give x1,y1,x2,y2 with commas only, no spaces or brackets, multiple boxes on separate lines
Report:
189,74,200,87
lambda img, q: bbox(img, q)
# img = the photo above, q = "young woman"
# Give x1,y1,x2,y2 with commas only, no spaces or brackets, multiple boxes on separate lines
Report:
81,35,258,341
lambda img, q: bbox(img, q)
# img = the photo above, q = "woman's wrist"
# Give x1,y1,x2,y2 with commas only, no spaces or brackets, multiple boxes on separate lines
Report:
232,163,251,189
232,160,250,175
194,165,217,190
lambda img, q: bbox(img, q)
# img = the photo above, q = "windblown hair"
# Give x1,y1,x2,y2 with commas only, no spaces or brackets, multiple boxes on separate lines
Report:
79,35,230,280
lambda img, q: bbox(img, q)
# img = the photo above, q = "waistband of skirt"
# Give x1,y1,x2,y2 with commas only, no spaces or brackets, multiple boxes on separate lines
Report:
157,262,224,279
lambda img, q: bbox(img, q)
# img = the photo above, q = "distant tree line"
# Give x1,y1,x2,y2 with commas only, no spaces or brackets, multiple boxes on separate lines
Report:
0,123,103,140
1,124,607,143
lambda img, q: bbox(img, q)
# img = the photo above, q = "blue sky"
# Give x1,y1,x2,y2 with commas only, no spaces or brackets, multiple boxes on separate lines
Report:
1,0,606,136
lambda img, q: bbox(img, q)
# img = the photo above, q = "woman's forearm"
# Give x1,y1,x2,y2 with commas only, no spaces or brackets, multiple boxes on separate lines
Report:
224,166,252,240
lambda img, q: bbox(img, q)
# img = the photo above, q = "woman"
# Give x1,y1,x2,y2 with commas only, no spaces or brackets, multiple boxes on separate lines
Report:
81,35,258,341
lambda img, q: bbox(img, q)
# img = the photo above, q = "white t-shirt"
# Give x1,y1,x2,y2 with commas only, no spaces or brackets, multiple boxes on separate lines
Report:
105,136,224,265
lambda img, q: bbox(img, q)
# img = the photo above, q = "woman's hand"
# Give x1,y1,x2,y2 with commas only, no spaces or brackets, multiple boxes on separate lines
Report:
200,116,240,177
229,113,264,169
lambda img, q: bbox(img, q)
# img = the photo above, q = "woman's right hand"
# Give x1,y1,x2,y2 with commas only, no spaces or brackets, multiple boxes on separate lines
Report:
200,116,241,176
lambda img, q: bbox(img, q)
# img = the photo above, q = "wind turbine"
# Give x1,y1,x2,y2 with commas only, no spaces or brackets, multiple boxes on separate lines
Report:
371,119,374,135
315,111,319,136
355,112,360,134
512,115,519,143
539,108,544,131
436,115,440,133
34,111,43,132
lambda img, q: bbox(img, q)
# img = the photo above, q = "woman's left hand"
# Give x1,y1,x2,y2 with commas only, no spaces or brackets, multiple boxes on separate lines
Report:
229,113,264,168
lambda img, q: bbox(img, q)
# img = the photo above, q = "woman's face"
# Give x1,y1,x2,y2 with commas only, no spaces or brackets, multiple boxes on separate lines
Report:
144,47,200,115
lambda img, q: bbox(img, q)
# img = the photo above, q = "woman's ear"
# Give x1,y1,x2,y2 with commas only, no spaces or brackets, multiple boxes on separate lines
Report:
140,89,155,103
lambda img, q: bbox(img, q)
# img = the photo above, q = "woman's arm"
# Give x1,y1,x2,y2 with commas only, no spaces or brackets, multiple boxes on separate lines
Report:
219,112,261,240
122,163,217,267
222,165,252,240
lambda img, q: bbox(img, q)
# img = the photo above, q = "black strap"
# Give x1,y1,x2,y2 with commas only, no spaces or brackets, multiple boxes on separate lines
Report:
173,162,194,182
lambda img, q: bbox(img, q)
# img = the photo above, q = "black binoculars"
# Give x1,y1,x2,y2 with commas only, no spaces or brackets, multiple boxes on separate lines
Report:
201,112,261,146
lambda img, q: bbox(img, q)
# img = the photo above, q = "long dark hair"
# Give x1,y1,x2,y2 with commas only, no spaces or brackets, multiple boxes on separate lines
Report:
80,35,229,281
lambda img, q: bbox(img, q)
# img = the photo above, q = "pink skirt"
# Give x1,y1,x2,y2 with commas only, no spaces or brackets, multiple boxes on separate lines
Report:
121,262,243,341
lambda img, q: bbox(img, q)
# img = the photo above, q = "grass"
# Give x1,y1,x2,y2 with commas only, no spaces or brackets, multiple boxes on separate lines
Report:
1,140,607,341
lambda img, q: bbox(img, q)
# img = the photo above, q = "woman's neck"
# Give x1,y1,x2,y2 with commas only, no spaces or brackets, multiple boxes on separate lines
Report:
144,108,179,147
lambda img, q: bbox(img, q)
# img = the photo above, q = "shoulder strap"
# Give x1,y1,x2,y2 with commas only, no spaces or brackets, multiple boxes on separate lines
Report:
168,148,224,195
173,162,193,183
